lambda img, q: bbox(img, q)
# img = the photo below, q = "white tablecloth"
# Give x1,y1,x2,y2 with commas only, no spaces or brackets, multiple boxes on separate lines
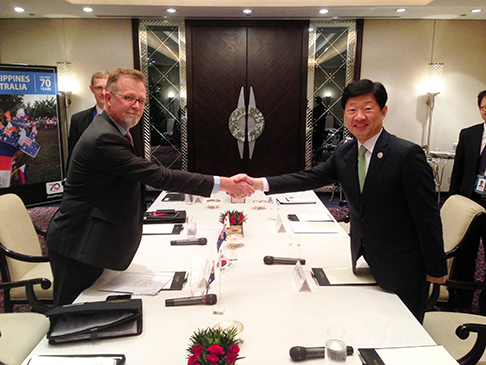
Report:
23,190,436,364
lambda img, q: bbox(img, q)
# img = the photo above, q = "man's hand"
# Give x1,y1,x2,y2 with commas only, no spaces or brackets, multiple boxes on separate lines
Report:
232,173,264,191
220,177,255,198
426,274,446,284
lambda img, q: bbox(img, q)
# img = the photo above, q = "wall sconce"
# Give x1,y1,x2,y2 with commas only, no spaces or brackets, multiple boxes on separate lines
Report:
57,61,73,106
422,62,443,154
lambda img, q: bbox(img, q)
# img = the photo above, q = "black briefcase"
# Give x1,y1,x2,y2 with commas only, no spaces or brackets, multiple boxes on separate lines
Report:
46,298,143,344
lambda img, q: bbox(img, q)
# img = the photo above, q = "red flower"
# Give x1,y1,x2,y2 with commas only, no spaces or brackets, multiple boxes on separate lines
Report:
230,214,236,225
192,345,204,355
226,352,237,364
188,354,200,365
207,344,224,355
206,354,220,362
229,345,240,354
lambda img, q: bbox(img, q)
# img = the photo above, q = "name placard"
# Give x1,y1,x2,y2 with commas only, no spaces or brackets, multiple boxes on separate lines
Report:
292,261,311,292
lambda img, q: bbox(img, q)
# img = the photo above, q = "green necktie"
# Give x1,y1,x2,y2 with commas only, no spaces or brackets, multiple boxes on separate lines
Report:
358,145,367,192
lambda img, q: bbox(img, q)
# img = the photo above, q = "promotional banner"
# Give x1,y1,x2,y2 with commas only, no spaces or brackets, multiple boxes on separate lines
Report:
0,64,64,205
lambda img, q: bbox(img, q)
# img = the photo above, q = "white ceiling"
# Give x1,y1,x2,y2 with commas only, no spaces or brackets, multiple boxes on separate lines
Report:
1,0,485,21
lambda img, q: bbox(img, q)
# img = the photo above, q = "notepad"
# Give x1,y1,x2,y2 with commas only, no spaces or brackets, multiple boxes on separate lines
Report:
142,224,183,235
359,345,458,365
311,267,376,285
28,355,126,365
289,221,338,233
99,271,186,295
276,196,316,205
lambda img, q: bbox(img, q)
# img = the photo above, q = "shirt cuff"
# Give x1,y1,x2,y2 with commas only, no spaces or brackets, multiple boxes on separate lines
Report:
262,177,269,192
212,176,220,194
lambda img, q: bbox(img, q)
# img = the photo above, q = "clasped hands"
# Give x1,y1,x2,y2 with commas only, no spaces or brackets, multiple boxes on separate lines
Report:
219,174,262,199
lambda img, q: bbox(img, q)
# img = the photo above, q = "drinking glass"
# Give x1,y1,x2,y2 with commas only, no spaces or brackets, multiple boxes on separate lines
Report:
288,234,301,258
186,216,197,237
325,327,347,364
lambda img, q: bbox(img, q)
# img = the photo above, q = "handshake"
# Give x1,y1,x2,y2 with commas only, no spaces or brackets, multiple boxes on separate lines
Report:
219,174,264,199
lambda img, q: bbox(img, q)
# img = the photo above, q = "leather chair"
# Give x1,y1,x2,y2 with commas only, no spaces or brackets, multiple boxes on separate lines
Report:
0,193,53,312
0,279,50,365
424,195,486,365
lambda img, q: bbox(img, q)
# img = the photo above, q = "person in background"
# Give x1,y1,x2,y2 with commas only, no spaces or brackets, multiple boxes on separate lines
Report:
235,79,447,323
449,90,486,209
67,70,109,163
47,68,254,306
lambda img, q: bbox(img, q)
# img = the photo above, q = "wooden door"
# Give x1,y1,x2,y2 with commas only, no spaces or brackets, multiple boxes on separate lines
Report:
187,20,308,177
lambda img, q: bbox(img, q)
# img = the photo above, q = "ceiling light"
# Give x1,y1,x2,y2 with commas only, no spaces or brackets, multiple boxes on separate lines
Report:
396,8,407,13
319,9,329,14
14,7,25,13
471,9,482,13
83,7,93,13
243,9,252,14
167,8,176,13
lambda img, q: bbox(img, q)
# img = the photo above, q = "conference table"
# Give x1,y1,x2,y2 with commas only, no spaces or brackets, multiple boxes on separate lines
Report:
23,190,439,364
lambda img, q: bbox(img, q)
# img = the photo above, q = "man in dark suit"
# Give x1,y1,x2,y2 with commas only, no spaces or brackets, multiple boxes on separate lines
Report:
47,68,254,306
67,70,109,163
450,90,486,209
237,79,447,323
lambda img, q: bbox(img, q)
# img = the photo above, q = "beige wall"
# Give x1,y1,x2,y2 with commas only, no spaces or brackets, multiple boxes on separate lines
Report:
361,19,486,190
1,18,485,189
0,18,133,115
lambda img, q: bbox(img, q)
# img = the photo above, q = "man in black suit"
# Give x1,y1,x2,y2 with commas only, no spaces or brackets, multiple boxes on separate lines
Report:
237,80,447,323
47,68,254,306
450,90,486,209
67,70,109,163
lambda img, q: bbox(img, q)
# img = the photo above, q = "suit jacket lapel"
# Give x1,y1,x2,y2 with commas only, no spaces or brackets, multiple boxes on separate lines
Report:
360,130,390,208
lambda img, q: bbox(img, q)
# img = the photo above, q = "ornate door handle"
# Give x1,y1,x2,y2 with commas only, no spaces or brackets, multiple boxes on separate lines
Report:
228,87,265,159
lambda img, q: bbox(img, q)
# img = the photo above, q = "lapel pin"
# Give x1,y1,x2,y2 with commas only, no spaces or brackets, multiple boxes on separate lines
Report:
377,152,383,159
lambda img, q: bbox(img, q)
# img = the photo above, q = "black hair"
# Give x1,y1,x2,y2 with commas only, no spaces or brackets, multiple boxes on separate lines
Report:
341,79,388,110
477,90,486,108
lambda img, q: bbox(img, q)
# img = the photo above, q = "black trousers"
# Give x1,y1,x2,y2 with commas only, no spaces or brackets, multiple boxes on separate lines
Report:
48,249,104,306
395,281,430,324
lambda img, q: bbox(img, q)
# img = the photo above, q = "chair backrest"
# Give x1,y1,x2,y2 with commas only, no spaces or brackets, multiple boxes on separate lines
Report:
440,195,486,309
441,194,486,253
0,193,43,281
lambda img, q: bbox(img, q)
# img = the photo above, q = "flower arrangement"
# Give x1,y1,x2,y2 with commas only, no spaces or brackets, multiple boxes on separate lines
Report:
187,327,241,365
219,210,247,226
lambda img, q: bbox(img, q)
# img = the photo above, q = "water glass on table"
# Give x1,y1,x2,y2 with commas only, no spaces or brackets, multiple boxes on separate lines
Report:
288,234,301,258
186,215,197,237
325,327,347,364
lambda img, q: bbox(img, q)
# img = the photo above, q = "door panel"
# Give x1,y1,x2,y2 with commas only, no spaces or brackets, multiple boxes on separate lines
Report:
190,26,247,175
188,21,308,177
246,26,306,176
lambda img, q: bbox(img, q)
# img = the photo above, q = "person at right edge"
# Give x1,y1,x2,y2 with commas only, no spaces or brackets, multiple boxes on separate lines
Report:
449,89,486,313
235,79,447,323
449,90,486,209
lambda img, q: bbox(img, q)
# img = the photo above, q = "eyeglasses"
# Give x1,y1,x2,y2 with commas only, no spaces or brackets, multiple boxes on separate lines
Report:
93,86,106,92
111,92,146,106
480,106,486,112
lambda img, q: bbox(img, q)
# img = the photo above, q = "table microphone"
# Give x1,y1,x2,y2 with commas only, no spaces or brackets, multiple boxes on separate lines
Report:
264,255,306,265
289,345,354,361
170,237,207,246
165,293,217,306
